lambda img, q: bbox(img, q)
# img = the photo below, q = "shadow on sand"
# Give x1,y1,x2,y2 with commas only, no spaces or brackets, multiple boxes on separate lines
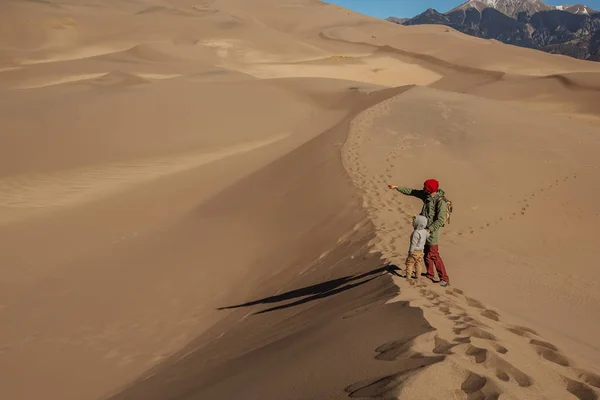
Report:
217,264,402,315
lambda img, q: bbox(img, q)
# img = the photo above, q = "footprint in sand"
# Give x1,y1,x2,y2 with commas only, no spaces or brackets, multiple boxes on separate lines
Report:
563,376,598,400
505,325,538,338
454,325,497,341
461,371,500,399
481,309,501,322
454,317,490,331
465,344,488,363
454,336,472,344
530,339,559,351
491,342,508,354
575,370,600,389
438,305,451,315
501,328,571,367
433,335,456,355
487,352,533,387
532,343,570,366
420,289,440,301
462,345,524,386
465,297,486,309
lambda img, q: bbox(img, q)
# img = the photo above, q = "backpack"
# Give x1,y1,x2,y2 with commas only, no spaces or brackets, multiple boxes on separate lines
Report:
436,195,453,226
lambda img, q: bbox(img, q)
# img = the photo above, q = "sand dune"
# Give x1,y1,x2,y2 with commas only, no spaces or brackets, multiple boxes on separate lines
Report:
86,70,150,87
386,280,600,400
0,66,22,73
14,71,181,89
0,77,326,175
19,46,134,65
1,0,600,399
241,54,442,87
99,44,186,64
135,6,202,17
0,133,288,225
317,22,600,75
135,73,180,79
15,72,109,88
341,85,600,390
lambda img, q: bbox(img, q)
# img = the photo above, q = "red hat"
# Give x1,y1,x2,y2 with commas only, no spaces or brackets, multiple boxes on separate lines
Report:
424,179,439,193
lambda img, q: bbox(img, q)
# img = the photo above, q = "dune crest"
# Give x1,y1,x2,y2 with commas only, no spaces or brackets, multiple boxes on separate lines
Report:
86,70,149,87
341,85,600,397
15,73,108,89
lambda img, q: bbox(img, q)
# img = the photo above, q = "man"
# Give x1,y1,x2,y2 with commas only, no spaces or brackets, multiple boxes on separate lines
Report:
387,179,450,287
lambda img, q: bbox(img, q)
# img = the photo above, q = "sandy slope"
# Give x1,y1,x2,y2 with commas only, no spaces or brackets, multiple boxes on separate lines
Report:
1,0,600,399
342,85,600,398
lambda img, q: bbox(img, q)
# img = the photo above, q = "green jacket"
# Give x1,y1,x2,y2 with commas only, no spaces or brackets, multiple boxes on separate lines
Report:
396,186,447,245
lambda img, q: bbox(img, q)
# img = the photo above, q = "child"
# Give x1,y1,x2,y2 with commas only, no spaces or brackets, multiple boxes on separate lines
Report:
406,215,430,281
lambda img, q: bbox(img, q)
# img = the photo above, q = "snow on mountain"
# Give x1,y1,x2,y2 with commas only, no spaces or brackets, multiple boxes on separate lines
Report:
557,4,598,14
449,0,598,17
449,0,554,17
393,0,600,62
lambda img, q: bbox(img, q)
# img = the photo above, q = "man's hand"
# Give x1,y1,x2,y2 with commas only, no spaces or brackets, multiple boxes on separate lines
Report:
425,228,430,232
388,184,398,190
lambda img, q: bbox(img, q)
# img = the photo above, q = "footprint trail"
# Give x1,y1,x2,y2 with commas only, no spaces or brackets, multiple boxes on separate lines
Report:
341,92,600,399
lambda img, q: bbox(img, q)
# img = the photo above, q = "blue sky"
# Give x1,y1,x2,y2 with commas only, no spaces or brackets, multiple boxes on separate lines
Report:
324,0,600,18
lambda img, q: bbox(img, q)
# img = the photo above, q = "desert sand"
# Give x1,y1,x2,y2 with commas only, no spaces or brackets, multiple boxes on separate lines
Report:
1,0,599,399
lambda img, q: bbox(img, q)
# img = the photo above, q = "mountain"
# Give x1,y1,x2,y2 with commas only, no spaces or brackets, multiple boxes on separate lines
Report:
449,0,553,17
385,16,409,24
389,0,600,61
402,8,451,25
560,3,598,14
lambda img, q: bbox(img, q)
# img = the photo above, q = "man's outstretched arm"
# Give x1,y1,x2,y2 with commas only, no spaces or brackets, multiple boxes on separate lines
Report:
388,184,425,199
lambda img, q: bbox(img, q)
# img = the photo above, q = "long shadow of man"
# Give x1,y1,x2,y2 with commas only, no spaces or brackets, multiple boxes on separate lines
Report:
217,264,401,315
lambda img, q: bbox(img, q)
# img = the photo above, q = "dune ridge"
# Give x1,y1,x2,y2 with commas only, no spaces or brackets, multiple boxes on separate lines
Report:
14,71,181,89
341,86,600,398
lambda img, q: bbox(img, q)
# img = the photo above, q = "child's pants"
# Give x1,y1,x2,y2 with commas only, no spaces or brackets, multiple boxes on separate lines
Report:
405,250,425,278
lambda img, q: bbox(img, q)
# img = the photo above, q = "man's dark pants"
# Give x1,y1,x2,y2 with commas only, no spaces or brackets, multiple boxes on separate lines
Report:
424,245,449,283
